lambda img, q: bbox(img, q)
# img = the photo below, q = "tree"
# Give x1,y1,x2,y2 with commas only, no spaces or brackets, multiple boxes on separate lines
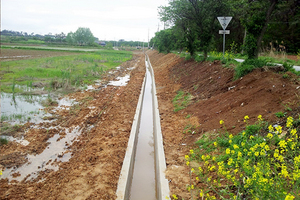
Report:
71,27,95,46
153,29,176,53
231,0,300,58
66,32,74,44
159,0,230,58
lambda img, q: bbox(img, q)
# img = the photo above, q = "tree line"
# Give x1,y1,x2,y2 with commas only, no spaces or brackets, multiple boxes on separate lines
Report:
151,0,300,59
1,28,148,48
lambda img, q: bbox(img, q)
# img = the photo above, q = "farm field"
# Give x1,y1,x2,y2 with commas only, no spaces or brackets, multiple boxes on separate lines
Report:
0,48,132,93
0,47,144,199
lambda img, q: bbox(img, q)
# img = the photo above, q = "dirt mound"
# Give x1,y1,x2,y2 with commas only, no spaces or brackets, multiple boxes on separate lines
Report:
147,50,300,199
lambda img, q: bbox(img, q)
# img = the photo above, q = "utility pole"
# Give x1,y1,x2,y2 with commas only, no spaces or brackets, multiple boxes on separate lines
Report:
148,28,149,48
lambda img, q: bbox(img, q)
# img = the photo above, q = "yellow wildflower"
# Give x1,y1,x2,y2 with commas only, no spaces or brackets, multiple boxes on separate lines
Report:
189,149,194,154
214,141,218,147
172,194,178,200
226,148,230,154
185,155,189,160
291,129,297,136
285,194,295,200
244,115,249,122
258,115,263,121
196,176,199,181
279,140,287,148
276,125,283,134
199,189,204,197
286,116,293,128
229,134,233,139
229,139,232,144
233,144,239,149
186,161,190,166
198,166,203,172
267,132,273,139
220,120,224,125
268,125,274,132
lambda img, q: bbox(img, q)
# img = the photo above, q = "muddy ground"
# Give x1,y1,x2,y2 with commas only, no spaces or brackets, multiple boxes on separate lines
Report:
1,49,300,199
0,52,145,199
0,48,81,61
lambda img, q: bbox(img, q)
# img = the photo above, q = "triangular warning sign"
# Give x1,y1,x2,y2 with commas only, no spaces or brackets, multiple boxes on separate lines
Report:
217,17,232,30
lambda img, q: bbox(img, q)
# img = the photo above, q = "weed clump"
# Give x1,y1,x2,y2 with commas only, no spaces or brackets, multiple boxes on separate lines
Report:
172,90,192,112
234,58,268,79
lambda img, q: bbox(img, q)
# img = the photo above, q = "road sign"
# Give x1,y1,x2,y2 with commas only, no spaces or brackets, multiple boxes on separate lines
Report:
217,16,232,30
219,30,230,34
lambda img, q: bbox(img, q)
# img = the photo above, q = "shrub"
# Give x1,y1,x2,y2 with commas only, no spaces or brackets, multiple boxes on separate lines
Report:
234,58,268,79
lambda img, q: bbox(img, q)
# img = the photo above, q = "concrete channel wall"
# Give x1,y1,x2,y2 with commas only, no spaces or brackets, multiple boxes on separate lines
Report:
116,54,170,200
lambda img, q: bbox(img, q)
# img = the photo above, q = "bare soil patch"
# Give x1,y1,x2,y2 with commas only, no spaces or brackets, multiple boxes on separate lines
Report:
0,48,81,61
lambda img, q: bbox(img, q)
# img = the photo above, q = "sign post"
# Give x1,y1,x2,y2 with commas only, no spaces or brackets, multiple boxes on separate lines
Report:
217,16,232,59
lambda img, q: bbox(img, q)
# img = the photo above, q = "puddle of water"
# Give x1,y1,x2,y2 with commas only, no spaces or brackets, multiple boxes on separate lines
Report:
0,55,31,59
108,74,130,86
54,97,77,111
0,135,30,146
129,67,156,199
2,126,82,182
1,92,48,124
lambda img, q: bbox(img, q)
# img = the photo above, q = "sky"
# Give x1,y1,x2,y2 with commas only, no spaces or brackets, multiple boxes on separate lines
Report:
1,0,169,42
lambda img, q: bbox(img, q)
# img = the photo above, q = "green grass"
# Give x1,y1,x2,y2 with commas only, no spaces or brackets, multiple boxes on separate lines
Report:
172,90,192,112
0,50,132,93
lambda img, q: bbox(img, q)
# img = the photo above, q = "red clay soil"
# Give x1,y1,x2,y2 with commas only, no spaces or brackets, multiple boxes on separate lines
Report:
147,50,300,199
1,50,300,199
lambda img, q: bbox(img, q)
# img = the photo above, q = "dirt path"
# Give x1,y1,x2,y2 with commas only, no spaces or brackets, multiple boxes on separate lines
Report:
0,53,145,199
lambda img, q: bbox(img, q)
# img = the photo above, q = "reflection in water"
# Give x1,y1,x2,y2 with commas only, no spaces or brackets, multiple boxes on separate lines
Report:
1,126,82,182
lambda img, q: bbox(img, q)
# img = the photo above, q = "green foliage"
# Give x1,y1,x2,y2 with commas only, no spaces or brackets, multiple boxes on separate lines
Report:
172,90,192,112
234,58,267,79
67,27,95,46
153,29,177,53
0,138,8,145
158,0,229,57
275,111,286,118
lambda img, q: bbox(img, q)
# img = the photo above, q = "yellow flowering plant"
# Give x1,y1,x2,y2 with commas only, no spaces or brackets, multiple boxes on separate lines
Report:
178,115,300,200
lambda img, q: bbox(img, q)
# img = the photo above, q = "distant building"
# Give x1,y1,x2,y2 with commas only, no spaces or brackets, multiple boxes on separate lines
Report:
100,41,106,46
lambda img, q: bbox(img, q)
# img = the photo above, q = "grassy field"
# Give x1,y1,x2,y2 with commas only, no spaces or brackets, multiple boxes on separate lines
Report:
0,49,132,93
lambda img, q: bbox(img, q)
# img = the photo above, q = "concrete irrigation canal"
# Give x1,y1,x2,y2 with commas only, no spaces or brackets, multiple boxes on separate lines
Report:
116,54,170,200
